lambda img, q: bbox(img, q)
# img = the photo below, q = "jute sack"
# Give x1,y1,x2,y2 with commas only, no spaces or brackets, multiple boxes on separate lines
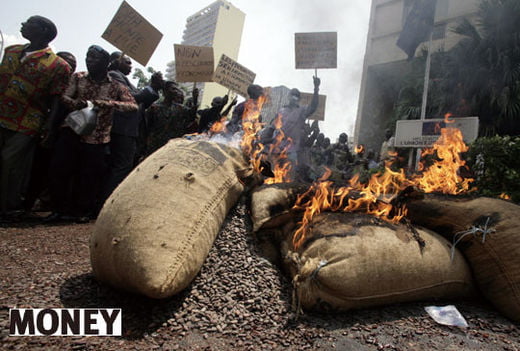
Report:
250,183,308,232
281,212,474,312
90,139,251,298
406,196,520,322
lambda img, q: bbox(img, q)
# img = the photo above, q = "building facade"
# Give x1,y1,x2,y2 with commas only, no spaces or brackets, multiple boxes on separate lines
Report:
354,0,480,152
180,0,245,108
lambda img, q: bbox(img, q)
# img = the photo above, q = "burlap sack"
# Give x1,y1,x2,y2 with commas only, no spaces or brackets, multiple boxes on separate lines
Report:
250,183,308,232
406,196,520,322
281,212,474,312
90,139,251,298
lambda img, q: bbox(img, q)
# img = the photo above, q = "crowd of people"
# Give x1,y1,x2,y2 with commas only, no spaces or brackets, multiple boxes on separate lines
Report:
0,15,394,224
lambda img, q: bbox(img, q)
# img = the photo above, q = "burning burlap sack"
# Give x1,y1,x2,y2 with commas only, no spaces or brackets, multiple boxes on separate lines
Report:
406,196,520,322
90,139,251,298
250,183,309,232
281,212,474,312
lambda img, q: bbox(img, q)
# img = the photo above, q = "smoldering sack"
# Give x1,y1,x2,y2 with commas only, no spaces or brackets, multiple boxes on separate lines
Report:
281,212,475,312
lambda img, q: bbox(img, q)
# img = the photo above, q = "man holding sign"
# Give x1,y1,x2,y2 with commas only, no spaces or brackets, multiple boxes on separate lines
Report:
270,76,321,180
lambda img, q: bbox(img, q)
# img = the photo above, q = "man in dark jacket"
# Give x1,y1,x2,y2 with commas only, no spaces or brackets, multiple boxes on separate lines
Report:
102,52,163,202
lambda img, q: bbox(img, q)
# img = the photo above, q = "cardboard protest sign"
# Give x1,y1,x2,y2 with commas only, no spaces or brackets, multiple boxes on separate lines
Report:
295,32,337,69
299,93,327,121
174,45,214,82
213,54,255,97
102,1,163,66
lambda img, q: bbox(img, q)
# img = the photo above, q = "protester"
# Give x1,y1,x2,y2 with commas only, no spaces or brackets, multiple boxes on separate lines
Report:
379,128,395,162
331,132,353,171
227,84,264,134
24,51,77,213
45,45,137,223
270,76,320,180
366,149,379,169
197,95,229,133
297,120,320,181
0,16,71,221
101,52,163,201
145,81,199,156
310,132,326,167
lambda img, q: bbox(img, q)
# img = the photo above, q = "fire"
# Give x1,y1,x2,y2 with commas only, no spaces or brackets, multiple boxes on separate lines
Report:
240,96,266,156
291,114,476,249
292,163,410,249
413,114,473,195
500,193,511,200
209,117,227,134
354,144,365,154
263,114,293,184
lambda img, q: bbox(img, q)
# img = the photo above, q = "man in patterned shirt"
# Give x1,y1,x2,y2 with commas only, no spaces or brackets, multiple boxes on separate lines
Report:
0,16,71,219
45,45,137,223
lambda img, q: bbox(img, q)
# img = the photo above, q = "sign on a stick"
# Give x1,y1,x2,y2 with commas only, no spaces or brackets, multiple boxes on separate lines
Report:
394,117,479,148
213,54,255,97
174,45,214,82
295,32,337,69
102,1,163,66
299,93,327,121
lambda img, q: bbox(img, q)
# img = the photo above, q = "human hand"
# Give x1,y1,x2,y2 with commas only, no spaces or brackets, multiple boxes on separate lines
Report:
74,99,88,109
313,76,321,89
92,99,110,108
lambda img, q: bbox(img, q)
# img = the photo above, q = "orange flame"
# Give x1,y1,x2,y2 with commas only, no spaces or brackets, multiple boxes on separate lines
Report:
292,163,410,249
499,193,511,200
413,115,473,195
261,114,293,184
209,117,227,134
355,144,365,154
240,96,266,156
291,116,475,249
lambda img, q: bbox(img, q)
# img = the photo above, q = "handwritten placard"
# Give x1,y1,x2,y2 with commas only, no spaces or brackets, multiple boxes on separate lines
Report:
213,54,255,97
295,32,337,69
299,93,327,121
102,1,163,66
174,45,214,82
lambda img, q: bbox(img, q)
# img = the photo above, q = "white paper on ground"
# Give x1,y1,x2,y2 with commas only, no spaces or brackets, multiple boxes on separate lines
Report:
424,305,469,328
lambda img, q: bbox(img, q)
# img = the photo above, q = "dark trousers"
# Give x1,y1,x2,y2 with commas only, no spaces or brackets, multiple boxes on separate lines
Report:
0,128,36,213
49,128,107,216
24,143,53,211
102,133,137,201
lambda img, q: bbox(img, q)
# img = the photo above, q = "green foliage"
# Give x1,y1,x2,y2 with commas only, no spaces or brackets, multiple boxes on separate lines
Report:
466,135,520,202
132,66,156,89
391,0,520,136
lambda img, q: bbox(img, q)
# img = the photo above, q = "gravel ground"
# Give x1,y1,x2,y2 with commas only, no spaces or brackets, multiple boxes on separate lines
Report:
0,199,518,350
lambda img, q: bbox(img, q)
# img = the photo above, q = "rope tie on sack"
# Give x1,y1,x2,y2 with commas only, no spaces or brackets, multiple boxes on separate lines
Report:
290,253,328,319
451,217,496,261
